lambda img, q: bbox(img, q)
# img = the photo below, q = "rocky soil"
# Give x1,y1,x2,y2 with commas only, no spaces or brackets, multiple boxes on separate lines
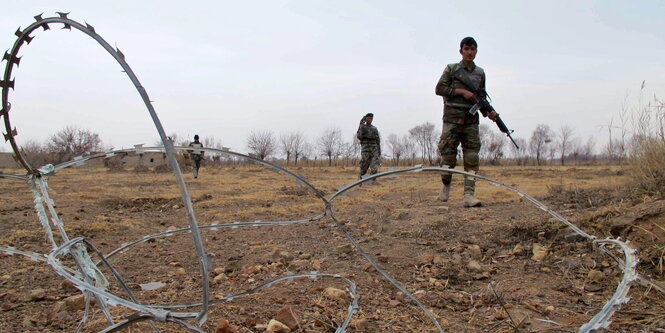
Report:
0,165,664,332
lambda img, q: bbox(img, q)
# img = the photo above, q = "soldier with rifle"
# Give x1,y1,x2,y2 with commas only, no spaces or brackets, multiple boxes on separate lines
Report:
435,36,518,207
357,112,381,183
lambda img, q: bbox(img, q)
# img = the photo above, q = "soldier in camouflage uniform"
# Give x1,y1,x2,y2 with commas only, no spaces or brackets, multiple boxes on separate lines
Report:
188,134,204,179
357,113,381,181
435,37,497,207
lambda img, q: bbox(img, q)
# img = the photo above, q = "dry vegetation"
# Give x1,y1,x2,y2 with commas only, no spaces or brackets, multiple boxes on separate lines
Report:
1,164,664,332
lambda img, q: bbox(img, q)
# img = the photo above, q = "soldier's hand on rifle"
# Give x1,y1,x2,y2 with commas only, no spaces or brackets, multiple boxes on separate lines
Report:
488,110,498,121
455,88,477,102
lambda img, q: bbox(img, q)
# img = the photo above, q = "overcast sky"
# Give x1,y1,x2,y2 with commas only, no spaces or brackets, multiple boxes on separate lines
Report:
1,0,664,155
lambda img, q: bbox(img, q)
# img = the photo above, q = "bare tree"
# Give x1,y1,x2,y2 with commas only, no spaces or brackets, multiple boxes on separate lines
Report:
528,124,554,166
509,137,528,165
401,135,416,166
247,130,276,160
46,126,105,163
480,125,505,165
558,124,575,165
279,133,295,165
291,132,307,166
409,122,437,165
20,139,49,167
317,128,343,166
386,133,404,166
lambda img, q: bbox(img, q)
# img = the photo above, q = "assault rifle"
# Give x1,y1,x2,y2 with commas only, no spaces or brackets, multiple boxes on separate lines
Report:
454,68,520,149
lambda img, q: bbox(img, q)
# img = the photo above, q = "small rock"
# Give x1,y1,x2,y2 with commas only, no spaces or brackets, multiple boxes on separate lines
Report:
323,287,347,301
531,244,548,261
336,244,353,254
417,253,435,265
433,255,447,265
64,294,86,310
311,259,322,271
467,245,482,260
28,288,46,301
60,280,79,293
213,274,227,284
467,260,483,272
215,319,238,333
270,249,293,262
435,206,449,213
176,267,187,275
213,267,225,275
389,299,401,307
413,290,426,298
511,244,524,255
350,318,368,330
266,319,291,333
587,269,604,282
275,305,301,330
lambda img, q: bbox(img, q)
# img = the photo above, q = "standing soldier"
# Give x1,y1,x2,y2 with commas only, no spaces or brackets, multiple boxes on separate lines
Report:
188,134,204,178
436,37,497,207
357,113,381,182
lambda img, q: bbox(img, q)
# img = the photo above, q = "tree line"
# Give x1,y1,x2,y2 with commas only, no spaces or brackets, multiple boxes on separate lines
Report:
10,120,637,169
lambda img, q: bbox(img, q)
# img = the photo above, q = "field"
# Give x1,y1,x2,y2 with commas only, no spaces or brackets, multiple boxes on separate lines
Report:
1,164,664,332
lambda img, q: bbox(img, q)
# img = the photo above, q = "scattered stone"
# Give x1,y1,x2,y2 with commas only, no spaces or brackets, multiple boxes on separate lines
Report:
275,305,301,330
511,244,524,255
389,299,401,307
587,269,604,282
270,249,293,263
213,274,227,284
396,211,411,220
176,267,187,275
215,319,238,333
213,267,225,275
139,281,166,291
350,318,368,330
60,279,79,293
323,287,347,301
467,245,482,260
531,244,548,261
435,206,449,213
413,290,426,298
240,264,260,276
64,294,86,310
467,260,483,272
266,319,291,333
433,255,447,265
311,259,322,271
336,244,353,254
28,288,46,301
584,283,603,292
417,253,435,265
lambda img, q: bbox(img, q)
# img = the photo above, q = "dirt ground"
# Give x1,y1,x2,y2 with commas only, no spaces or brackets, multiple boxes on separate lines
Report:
1,164,664,332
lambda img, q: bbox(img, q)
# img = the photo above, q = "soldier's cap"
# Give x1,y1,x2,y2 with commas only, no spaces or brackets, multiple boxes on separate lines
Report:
365,113,374,118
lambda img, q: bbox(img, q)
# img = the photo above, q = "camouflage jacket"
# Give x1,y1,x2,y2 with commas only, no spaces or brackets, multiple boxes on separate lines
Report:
357,124,380,146
435,61,485,125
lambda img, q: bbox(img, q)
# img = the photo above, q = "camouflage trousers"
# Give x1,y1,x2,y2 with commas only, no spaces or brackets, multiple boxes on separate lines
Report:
359,144,380,177
437,121,481,194
191,155,202,177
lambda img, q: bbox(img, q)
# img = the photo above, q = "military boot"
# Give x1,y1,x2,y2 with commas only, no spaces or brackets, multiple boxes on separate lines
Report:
438,184,450,202
463,194,482,207
463,171,481,207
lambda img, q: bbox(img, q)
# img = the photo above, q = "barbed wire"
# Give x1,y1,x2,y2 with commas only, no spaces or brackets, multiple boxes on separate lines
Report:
0,13,662,333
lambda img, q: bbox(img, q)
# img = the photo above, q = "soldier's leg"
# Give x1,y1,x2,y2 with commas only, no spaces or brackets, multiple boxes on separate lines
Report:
359,150,371,179
461,124,481,207
369,149,380,175
438,122,461,185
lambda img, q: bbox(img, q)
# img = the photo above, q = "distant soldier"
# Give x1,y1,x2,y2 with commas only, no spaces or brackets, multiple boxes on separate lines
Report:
436,37,497,207
357,113,381,181
188,134,204,178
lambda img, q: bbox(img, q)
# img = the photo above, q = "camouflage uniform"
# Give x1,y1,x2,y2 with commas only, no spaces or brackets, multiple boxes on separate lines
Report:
188,141,204,178
435,60,484,194
357,124,381,178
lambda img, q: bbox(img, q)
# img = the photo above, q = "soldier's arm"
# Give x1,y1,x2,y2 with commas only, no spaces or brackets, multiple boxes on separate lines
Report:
435,65,455,97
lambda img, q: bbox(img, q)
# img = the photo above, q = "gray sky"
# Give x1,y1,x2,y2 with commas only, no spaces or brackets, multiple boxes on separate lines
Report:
1,0,664,155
